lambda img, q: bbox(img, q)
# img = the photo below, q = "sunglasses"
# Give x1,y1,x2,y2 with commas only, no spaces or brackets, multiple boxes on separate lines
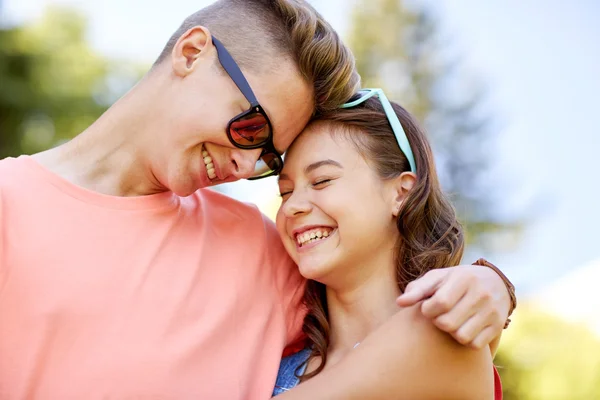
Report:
341,88,417,173
212,37,283,180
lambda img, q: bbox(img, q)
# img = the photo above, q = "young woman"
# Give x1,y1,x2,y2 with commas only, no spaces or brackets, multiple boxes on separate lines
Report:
272,89,500,399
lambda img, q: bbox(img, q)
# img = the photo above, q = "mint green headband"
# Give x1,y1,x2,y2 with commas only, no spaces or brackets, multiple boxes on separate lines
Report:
341,88,416,173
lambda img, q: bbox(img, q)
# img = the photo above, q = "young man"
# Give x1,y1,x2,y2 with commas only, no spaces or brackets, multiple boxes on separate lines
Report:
0,0,515,398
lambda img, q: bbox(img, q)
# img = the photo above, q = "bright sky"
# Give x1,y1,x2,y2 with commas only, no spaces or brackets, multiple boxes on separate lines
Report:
3,0,599,295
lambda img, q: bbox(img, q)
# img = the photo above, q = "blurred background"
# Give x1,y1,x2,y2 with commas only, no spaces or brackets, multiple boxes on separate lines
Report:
1,0,599,398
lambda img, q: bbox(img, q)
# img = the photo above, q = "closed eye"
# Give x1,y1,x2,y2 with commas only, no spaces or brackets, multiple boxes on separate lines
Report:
313,179,332,187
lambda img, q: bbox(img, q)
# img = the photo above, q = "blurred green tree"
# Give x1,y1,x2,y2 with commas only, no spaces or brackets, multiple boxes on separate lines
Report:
495,306,600,400
347,0,518,247
0,6,143,159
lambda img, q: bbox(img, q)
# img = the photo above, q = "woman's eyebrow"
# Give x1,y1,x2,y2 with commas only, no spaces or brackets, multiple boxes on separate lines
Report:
278,159,343,182
304,159,343,174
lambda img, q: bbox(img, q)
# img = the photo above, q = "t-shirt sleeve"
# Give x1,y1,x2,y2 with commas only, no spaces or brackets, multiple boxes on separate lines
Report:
260,213,307,347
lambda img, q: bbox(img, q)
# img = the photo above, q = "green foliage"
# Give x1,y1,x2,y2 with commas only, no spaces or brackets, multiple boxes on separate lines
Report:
0,6,144,158
347,0,518,247
496,306,600,400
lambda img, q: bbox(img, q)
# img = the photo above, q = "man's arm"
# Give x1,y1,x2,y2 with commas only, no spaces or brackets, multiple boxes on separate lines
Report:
396,259,516,352
277,303,495,400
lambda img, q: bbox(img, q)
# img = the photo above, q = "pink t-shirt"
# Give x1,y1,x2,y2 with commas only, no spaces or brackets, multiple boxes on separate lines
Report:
0,156,306,399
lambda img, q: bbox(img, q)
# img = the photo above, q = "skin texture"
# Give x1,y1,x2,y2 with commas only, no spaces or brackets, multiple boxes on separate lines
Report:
275,124,494,399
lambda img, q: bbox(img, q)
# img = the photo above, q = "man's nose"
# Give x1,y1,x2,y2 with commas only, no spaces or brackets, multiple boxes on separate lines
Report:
229,148,263,180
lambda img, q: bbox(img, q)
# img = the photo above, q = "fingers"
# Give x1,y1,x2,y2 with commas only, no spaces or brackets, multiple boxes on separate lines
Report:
430,289,477,333
396,269,446,307
435,287,501,348
421,272,471,319
469,325,498,350
451,307,494,347
401,264,508,349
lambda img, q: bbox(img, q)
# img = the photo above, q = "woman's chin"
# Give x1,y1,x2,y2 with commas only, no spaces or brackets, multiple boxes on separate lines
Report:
297,262,331,282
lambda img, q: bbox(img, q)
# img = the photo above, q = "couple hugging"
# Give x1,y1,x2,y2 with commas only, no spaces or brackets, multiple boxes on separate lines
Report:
0,1,515,399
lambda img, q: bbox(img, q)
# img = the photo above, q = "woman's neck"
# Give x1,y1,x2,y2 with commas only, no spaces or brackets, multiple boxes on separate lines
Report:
325,258,401,361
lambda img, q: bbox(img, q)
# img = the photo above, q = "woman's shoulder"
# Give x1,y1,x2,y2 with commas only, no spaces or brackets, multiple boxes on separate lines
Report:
272,347,312,397
381,303,496,399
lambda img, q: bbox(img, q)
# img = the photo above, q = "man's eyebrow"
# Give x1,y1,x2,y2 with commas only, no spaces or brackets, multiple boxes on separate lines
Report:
278,159,343,182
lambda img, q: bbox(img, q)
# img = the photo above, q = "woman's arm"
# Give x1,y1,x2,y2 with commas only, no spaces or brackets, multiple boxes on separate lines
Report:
277,303,495,400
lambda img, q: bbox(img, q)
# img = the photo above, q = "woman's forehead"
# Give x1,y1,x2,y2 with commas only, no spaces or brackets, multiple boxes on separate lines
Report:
286,124,339,160
281,125,361,176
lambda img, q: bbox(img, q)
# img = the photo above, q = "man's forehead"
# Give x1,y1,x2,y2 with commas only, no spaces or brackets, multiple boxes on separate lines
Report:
246,66,315,153
272,102,314,153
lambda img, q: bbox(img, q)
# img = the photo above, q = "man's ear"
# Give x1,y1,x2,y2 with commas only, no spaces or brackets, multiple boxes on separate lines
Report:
171,26,214,77
391,172,417,217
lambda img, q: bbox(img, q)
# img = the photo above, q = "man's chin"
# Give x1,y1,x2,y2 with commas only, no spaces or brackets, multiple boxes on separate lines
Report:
168,181,202,197
171,176,243,196
210,176,243,187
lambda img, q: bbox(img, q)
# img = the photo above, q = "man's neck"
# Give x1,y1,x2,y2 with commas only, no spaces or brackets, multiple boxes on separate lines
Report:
32,75,168,197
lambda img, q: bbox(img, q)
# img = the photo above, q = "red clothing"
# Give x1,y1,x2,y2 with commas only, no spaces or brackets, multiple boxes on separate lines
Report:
494,366,504,399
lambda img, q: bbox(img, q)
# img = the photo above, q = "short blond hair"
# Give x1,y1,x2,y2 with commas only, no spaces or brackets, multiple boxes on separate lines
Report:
155,0,360,115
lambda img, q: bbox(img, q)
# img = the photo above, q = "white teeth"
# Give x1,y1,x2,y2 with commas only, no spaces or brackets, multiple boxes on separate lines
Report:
202,146,217,180
295,228,334,247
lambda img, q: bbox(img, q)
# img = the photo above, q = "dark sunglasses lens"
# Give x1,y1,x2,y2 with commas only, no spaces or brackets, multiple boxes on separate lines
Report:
252,152,282,178
229,112,270,147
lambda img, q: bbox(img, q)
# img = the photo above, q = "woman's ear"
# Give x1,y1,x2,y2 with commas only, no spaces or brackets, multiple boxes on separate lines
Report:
391,172,416,217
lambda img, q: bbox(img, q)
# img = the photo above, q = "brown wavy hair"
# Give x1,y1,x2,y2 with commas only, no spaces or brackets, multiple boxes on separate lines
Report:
153,0,360,115
299,95,465,380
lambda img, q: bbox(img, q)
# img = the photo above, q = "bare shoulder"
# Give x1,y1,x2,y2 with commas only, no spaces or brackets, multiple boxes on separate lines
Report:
278,303,496,400
385,303,495,400
276,302,494,400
